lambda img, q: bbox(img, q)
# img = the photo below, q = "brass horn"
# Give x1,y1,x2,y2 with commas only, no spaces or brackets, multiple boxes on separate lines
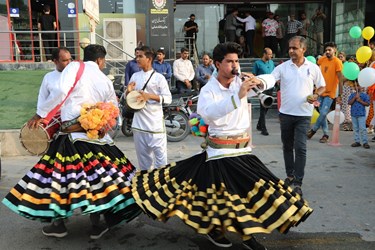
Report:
253,87,274,108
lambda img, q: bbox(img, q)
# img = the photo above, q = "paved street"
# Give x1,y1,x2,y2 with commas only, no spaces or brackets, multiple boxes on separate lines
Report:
0,108,374,250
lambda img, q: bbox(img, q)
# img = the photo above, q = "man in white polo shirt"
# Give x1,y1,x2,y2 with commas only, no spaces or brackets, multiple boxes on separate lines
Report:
272,36,326,196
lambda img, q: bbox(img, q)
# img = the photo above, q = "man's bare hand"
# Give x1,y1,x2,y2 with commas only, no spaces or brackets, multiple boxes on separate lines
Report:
238,76,260,99
27,114,42,129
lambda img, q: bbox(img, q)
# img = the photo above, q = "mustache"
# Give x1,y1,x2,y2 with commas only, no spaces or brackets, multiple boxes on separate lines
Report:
231,68,239,75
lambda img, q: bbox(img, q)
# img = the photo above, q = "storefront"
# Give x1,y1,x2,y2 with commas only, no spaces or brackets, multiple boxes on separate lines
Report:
0,0,371,62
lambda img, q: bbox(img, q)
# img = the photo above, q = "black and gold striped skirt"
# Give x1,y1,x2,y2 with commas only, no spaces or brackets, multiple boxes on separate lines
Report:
132,152,313,236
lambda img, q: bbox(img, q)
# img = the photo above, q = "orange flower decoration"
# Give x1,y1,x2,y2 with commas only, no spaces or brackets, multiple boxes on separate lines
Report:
78,102,119,139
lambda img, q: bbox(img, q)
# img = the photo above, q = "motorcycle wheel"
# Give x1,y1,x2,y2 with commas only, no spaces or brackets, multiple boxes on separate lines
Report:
121,117,133,137
165,110,190,142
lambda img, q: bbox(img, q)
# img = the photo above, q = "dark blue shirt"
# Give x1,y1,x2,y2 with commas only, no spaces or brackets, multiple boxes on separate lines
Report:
195,64,215,87
152,60,172,81
124,59,141,86
349,92,370,117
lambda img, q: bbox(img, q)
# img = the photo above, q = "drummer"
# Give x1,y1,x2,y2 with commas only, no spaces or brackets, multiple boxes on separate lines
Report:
27,47,72,128
126,46,172,170
2,44,141,239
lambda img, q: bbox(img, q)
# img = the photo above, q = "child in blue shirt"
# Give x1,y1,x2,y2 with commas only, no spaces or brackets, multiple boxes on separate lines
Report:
348,85,370,148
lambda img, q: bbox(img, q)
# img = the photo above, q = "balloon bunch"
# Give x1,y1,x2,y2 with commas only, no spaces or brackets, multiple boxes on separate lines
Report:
188,113,208,137
344,25,375,87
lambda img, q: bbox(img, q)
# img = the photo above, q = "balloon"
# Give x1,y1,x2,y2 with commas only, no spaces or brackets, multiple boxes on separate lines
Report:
358,67,375,87
326,110,345,124
356,46,372,63
311,109,319,124
343,62,360,80
306,55,316,64
349,26,362,39
362,26,375,40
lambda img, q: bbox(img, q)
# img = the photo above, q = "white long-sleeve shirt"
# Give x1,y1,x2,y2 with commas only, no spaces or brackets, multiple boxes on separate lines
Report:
173,58,195,82
197,74,275,160
130,69,172,133
39,61,118,143
235,15,256,31
36,69,62,116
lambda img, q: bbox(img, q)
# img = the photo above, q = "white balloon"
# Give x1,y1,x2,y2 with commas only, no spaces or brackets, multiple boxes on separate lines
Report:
358,67,375,87
327,110,345,124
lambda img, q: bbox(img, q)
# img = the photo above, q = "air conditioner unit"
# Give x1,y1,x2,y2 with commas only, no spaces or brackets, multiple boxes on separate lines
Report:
103,18,137,61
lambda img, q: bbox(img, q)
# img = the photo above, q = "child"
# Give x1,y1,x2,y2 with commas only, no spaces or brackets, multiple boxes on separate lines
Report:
348,85,371,148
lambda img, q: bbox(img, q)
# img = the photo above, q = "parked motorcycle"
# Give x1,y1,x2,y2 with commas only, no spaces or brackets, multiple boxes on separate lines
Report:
164,92,199,142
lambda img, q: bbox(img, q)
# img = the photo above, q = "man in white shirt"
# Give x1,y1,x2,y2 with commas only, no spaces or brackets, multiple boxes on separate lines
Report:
3,45,141,240
234,10,256,57
173,47,195,93
126,46,172,170
27,47,72,128
272,36,326,196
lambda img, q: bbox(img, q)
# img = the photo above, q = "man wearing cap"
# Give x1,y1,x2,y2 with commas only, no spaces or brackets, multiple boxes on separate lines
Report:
184,14,199,56
262,12,279,56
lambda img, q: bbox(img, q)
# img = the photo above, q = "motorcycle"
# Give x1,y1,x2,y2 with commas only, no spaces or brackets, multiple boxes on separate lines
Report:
163,92,199,142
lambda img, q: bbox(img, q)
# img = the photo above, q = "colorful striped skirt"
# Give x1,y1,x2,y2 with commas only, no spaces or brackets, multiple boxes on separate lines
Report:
132,152,313,236
2,134,141,226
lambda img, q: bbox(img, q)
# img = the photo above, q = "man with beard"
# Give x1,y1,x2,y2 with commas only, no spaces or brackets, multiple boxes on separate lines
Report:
307,41,343,143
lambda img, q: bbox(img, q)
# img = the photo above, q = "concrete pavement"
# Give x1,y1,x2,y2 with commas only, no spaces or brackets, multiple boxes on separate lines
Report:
0,108,374,249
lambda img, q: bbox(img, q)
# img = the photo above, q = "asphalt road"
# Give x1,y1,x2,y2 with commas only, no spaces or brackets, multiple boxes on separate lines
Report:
0,108,374,250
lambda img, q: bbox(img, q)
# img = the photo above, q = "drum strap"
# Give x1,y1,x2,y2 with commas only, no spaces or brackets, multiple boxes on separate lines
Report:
43,61,85,124
141,70,155,91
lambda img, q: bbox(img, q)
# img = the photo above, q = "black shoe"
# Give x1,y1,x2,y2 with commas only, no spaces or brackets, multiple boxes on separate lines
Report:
293,185,303,196
261,130,269,136
284,177,294,186
206,230,232,248
372,136,375,142
256,124,262,131
90,225,109,240
243,236,267,250
42,222,68,238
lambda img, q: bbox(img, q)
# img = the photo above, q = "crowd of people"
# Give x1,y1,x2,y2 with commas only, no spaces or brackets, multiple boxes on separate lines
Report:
2,12,375,247
217,7,327,58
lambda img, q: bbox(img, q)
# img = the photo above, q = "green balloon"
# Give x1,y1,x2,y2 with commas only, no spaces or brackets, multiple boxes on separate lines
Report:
343,62,360,80
349,26,362,39
306,55,316,64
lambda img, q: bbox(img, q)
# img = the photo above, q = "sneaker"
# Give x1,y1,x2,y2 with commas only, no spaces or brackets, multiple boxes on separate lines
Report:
90,225,109,240
372,136,375,142
243,236,267,250
206,230,232,248
293,185,303,196
319,135,329,143
351,142,361,147
261,130,269,136
284,177,294,186
307,129,316,139
363,143,370,149
42,222,68,238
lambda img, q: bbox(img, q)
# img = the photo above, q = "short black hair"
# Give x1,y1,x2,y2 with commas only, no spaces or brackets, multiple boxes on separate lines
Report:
43,4,51,12
324,41,337,50
83,44,106,62
190,14,195,18
212,42,242,64
51,47,70,61
181,47,189,53
156,49,165,54
139,46,155,60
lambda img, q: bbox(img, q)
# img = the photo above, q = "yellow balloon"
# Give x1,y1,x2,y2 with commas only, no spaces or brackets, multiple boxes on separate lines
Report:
356,46,372,63
362,26,375,40
311,109,319,124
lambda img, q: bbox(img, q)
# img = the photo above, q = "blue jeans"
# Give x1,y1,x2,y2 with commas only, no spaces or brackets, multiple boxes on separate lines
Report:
312,96,333,135
351,116,368,144
279,113,311,185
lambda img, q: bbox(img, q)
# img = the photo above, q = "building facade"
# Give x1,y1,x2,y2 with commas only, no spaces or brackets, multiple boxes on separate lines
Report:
0,0,373,62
